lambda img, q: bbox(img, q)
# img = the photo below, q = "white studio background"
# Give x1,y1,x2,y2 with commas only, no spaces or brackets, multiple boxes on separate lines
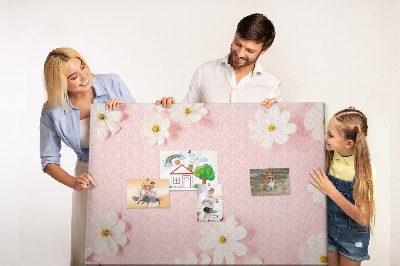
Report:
1,0,399,265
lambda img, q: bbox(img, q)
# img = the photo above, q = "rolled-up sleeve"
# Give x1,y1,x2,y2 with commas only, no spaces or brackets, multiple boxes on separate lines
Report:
40,107,61,172
269,82,283,102
113,74,136,104
182,67,202,103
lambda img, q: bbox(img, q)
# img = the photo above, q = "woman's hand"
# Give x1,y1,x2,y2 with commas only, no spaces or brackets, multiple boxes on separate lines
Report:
74,173,96,191
106,98,123,110
309,166,337,197
156,97,175,107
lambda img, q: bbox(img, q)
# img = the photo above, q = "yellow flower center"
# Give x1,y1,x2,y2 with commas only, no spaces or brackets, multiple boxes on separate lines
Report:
323,119,325,124
320,256,327,263
102,229,109,236
268,125,275,131
98,114,105,120
152,126,159,132
184,108,191,115
219,236,226,244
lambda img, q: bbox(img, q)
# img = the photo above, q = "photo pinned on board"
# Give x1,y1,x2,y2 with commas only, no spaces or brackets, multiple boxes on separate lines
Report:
160,150,218,190
250,168,290,196
127,179,170,208
197,184,223,222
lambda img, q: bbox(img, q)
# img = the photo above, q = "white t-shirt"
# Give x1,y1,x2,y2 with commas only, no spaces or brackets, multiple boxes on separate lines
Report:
182,54,282,103
202,196,217,208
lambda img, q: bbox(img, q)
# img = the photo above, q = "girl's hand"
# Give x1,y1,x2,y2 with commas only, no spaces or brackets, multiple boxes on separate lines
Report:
74,173,96,191
106,98,123,110
309,166,337,197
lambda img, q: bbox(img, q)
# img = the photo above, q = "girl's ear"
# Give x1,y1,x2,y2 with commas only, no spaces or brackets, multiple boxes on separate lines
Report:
345,139,355,149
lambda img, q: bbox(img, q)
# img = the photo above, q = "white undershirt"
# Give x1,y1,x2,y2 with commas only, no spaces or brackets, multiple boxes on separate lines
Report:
80,117,90,149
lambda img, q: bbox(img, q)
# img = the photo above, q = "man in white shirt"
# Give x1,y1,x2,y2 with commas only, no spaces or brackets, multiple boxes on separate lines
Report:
157,13,281,107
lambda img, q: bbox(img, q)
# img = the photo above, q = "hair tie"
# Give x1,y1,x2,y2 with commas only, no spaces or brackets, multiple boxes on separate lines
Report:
355,124,362,133
349,106,355,110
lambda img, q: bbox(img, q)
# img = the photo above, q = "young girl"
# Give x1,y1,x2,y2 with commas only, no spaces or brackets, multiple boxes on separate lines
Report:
40,48,136,265
310,106,376,266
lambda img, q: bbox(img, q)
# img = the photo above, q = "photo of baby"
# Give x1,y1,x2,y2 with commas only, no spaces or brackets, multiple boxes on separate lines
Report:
250,168,290,196
197,184,223,222
127,179,170,208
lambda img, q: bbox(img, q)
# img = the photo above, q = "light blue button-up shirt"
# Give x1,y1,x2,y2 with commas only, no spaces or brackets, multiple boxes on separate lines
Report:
40,74,136,172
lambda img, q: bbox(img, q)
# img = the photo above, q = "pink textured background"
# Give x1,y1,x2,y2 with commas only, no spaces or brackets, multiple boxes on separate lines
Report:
87,103,326,265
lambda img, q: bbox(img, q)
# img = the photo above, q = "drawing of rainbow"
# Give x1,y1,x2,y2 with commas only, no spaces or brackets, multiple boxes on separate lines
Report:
165,154,181,164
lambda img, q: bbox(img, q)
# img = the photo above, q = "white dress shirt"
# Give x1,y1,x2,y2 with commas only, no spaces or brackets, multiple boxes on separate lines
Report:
182,54,282,103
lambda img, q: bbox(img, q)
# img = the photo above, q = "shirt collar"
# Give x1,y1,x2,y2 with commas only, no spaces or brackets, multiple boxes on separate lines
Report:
333,150,354,166
221,54,263,75
91,75,107,97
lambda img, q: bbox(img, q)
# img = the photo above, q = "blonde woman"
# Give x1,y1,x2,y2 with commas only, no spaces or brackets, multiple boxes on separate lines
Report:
40,48,136,265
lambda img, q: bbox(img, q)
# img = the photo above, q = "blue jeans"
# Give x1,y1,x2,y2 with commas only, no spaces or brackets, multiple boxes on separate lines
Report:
327,172,370,261
203,207,214,213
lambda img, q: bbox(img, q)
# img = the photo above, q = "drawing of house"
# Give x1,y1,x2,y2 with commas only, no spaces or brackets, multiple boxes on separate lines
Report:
170,165,194,188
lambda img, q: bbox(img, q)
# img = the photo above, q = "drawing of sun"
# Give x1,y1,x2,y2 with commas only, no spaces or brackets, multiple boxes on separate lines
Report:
175,160,180,165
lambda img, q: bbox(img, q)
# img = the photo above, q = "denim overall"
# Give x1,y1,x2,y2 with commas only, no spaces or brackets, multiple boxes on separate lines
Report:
327,172,370,261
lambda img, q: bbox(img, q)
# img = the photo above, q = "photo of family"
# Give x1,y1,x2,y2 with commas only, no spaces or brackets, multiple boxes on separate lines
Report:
127,179,170,208
197,184,223,222
250,168,290,196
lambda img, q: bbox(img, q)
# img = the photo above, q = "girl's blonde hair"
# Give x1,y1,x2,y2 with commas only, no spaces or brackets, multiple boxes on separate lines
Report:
43,47,94,111
326,106,375,230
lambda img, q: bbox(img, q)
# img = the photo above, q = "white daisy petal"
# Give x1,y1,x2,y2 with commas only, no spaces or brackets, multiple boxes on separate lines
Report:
199,217,248,265
85,247,93,259
230,241,247,256
87,212,128,256
213,245,225,264
268,105,280,123
92,105,123,138
104,212,119,229
111,233,128,246
249,106,297,149
105,109,123,122
229,225,247,242
175,258,185,264
224,248,235,265
199,235,219,250
110,220,125,235
224,217,237,235
261,137,274,149
245,259,263,264
274,132,289,145
97,121,110,138
184,252,198,264
298,233,327,264
138,113,170,145
93,236,107,254
156,134,166,145
304,103,325,142
105,236,118,255
169,103,208,127
105,119,121,135
198,254,211,265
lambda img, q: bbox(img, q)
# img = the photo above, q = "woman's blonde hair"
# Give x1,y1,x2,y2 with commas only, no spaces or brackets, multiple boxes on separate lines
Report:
326,106,375,230
43,47,94,111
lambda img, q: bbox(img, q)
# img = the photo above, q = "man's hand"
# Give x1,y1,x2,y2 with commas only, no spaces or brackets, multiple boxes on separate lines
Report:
261,98,278,107
156,97,175,107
